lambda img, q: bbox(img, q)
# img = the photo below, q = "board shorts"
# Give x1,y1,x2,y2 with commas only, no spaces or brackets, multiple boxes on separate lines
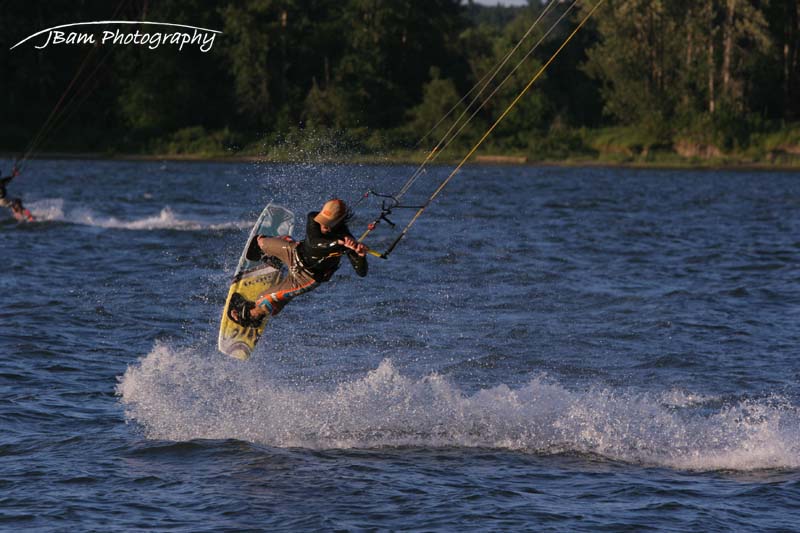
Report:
254,237,320,315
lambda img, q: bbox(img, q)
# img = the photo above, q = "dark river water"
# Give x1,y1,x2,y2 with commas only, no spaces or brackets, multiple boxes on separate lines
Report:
2,159,799,531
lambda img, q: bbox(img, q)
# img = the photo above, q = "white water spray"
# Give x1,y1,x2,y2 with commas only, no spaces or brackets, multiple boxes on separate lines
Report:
117,343,800,472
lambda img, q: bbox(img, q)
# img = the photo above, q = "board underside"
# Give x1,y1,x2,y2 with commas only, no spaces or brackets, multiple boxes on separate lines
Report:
218,204,294,360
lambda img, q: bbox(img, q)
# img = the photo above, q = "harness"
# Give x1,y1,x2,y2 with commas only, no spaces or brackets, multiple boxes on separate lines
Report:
291,241,338,282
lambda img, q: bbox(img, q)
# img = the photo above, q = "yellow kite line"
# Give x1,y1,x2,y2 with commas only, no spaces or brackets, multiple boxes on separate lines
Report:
10,21,222,50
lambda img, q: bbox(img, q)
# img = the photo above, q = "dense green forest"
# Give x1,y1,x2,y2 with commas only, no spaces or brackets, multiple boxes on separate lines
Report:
2,0,799,165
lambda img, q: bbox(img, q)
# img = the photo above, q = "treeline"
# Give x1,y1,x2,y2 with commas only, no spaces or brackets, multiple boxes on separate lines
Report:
2,0,799,164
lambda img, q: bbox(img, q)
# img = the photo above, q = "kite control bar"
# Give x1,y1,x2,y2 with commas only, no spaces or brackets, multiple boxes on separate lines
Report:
357,190,424,258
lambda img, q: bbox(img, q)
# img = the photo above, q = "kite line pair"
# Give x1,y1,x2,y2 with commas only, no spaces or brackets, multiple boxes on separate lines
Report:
356,0,607,260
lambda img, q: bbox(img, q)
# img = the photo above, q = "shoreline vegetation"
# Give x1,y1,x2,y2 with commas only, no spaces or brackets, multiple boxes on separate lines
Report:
5,124,798,169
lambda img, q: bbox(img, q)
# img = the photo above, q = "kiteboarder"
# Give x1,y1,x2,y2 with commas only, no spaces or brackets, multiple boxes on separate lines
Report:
228,199,368,326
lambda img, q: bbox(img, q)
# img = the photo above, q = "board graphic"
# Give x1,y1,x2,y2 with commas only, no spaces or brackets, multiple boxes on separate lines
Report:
218,204,294,360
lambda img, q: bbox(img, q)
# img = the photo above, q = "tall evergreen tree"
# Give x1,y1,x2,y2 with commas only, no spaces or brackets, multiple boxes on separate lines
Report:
583,0,685,138
335,0,464,129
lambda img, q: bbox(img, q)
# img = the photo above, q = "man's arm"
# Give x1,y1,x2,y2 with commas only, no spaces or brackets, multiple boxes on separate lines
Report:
339,235,368,277
1,167,19,185
347,251,368,277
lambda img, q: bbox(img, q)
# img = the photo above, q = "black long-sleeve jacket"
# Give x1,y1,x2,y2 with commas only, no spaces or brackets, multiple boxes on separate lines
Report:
0,175,14,199
297,211,368,281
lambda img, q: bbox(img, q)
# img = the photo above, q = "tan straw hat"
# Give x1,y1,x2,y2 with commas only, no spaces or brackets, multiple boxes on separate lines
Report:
313,199,348,227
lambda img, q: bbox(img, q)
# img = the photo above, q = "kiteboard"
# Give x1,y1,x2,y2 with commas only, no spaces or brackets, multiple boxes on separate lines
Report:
218,203,295,360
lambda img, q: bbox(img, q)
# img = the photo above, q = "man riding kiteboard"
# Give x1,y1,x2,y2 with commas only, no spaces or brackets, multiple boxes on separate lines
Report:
228,199,368,326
